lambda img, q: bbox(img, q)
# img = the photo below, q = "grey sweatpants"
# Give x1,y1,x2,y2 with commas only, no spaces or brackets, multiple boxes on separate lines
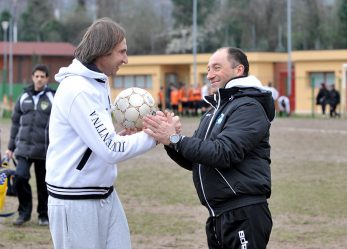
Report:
48,191,131,249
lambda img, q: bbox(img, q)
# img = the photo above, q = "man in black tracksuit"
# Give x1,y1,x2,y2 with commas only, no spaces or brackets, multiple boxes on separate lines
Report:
6,64,55,226
144,47,274,249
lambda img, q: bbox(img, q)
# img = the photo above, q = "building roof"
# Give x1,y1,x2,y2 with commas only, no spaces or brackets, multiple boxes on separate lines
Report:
0,41,75,56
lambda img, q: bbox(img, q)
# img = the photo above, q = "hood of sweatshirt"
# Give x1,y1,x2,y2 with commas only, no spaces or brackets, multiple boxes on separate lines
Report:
55,59,108,83
205,75,275,121
225,75,263,90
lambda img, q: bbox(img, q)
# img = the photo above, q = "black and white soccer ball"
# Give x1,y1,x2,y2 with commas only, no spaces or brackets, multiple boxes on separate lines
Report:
113,87,157,129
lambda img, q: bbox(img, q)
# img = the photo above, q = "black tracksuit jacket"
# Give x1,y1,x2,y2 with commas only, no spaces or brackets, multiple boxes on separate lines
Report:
8,84,55,160
165,84,275,217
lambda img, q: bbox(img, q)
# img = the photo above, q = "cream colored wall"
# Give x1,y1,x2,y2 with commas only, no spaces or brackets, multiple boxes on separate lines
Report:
110,65,161,102
109,51,347,115
343,64,347,113
293,50,347,114
189,63,209,86
294,60,345,114
175,65,190,84
249,62,274,85
248,52,286,85
161,64,190,84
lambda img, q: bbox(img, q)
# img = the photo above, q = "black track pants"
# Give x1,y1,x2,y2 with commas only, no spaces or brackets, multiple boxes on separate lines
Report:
15,156,48,219
205,203,272,249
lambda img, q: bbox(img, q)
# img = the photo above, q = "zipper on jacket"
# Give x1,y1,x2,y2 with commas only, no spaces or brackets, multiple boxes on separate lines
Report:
33,91,45,111
198,89,222,217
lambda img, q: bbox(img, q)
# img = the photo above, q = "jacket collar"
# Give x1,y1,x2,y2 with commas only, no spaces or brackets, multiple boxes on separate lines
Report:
83,63,106,83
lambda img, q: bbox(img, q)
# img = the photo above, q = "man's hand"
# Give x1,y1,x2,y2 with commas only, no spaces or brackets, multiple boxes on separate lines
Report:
5,150,13,159
162,110,182,134
143,111,182,145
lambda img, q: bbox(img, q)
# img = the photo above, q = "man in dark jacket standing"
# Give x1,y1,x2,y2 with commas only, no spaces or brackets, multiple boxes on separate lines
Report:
5,64,54,226
144,47,274,249
329,84,340,117
316,83,330,115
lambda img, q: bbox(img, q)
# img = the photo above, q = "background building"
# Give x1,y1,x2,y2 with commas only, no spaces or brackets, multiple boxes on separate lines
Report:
1,42,346,116
0,41,74,108
111,50,347,116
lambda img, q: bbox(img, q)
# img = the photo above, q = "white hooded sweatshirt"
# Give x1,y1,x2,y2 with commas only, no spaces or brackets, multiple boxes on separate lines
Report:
46,59,156,199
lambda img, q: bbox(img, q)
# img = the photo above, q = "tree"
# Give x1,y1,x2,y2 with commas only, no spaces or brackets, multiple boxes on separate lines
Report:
171,0,213,27
167,0,217,53
2,0,344,51
124,1,169,54
97,0,126,19
317,1,340,49
167,0,286,53
0,10,11,41
40,19,65,42
97,0,171,55
338,0,347,48
19,0,60,41
61,0,93,45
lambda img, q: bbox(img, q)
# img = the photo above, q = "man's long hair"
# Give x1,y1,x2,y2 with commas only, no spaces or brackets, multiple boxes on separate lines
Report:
74,17,125,64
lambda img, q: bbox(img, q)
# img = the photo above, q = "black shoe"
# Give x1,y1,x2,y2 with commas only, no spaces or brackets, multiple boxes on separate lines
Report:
13,216,30,226
38,217,49,226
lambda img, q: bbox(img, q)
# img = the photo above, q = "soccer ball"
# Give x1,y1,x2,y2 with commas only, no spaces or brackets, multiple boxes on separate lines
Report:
113,87,157,129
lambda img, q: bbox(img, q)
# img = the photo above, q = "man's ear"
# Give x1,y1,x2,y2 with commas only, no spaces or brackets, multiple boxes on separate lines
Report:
237,64,245,76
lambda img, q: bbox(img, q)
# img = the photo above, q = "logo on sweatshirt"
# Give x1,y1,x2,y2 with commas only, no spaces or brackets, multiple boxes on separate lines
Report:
89,111,125,152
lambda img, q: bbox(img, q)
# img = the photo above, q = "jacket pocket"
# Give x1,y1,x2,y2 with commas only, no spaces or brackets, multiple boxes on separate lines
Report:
76,148,92,170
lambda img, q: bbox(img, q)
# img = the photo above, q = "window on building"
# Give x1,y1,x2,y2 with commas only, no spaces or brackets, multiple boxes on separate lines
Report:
310,72,335,88
113,75,153,89
136,75,145,88
124,76,133,88
114,77,123,88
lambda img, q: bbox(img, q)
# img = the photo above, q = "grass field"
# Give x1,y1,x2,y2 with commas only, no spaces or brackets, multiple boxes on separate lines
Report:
0,116,347,249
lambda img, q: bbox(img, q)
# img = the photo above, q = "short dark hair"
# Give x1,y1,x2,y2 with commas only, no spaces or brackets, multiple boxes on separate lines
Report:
226,47,249,76
74,17,125,64
32,64,49,77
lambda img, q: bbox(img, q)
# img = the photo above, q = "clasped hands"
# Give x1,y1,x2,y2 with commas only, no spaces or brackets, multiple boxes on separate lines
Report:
143,110,181,145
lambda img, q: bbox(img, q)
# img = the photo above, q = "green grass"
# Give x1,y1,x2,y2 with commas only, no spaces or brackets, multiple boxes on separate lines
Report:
270,161,347,217
0,222,52,245
117,162,198,206
1,117,347,248
128,211,199,236
268,157,347,247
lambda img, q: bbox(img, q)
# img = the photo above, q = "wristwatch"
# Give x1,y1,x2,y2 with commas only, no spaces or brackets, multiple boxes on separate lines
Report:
169,134,181,144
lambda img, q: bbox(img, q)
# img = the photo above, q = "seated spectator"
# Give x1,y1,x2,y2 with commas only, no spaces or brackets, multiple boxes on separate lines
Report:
277,95,290,117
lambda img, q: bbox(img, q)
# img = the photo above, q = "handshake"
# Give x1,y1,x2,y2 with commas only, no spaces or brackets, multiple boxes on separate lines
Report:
142,110,182,145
